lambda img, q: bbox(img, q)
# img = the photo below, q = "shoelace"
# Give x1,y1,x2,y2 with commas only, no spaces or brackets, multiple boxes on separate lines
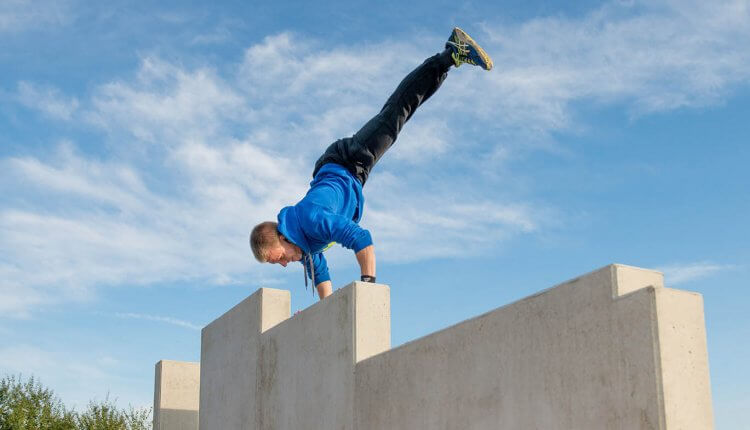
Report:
447,40,469,55
447,41,476,67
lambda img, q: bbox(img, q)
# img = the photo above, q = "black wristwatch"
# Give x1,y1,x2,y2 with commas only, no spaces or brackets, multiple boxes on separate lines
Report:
360,275,376,283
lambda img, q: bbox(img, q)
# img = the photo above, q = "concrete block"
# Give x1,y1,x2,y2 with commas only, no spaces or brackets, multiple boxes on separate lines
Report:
612,263,664,297
354,264,713,429
199,288,290,430
257,281,390,430
654,288,714,429
153,360,199,430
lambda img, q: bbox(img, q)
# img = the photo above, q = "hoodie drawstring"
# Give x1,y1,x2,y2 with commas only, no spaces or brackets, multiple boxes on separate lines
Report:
303,254,315,296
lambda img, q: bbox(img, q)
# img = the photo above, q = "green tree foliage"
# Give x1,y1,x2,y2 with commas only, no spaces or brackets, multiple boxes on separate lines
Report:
76,397,126,430
122,407,150,430
0,375,76,430
0,376,151,430
75,397,150,430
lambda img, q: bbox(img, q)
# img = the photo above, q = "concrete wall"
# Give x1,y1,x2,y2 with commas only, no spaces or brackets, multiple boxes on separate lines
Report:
153,360,199,430
157,263,713,429
355,264,713,429
198,282,389,430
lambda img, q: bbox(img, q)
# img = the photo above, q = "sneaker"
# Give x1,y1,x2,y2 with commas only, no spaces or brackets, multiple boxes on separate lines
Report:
445,27,493,71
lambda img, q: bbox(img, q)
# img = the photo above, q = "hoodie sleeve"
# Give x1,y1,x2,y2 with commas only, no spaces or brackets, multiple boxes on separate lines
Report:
306,207,373,253
302,252,331,285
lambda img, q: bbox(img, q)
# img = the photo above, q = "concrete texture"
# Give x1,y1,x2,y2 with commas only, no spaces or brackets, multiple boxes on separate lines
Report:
354,264,713,429
153,360,199,430
157,263,713,429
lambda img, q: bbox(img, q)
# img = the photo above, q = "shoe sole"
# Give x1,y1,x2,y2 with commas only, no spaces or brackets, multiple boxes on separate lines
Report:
454,27,494,71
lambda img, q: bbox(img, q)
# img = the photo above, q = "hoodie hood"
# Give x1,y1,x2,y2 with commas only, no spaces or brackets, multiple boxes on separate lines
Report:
276,205,311,253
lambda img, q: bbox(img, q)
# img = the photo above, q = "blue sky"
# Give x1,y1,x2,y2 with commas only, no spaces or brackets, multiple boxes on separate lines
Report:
1,0,748,426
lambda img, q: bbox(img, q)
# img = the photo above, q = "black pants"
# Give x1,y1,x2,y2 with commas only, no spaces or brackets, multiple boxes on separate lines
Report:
313,49,454,185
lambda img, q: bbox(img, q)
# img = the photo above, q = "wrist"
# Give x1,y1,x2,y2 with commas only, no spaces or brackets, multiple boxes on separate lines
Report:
360,275,376,283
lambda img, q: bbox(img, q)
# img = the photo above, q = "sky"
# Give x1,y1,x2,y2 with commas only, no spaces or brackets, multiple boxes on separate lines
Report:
1,0,748,426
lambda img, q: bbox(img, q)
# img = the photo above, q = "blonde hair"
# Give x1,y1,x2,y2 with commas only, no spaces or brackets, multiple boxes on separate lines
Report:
250,221,280,262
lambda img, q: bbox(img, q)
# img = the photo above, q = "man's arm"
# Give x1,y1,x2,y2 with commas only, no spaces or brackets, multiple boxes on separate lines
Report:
304,254,331,300
315,244,374,300
307,210,372,256
356,245,376,279
316,280,332,299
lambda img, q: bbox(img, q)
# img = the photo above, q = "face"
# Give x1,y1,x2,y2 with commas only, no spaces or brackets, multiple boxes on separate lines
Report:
265,236,302,267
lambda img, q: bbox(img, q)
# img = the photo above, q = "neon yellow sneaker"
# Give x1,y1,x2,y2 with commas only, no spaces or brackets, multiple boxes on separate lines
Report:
445,27,493,71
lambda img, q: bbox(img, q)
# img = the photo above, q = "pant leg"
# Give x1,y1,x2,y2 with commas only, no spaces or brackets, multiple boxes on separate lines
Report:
313,49,454,185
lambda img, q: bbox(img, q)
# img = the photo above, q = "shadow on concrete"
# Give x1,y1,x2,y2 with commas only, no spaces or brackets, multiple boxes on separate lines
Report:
155,409,198,430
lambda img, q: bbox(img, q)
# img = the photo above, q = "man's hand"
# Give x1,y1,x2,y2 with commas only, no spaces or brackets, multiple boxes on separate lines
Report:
355,245,376,280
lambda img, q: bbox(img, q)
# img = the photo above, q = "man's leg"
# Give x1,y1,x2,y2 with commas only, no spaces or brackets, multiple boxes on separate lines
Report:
313,27,493,185
313,50,453,185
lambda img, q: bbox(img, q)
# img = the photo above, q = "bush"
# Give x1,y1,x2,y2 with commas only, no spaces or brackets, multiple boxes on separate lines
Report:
0,376,151,430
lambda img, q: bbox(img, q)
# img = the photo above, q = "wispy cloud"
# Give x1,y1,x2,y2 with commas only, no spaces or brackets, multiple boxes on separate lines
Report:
114,312,202,331
191,21,235,45
0,0,70,32
456,0,750,142
363,171,541,262
87,56,245,144
658,261,735,285
0,143,290,317
16,82,79,120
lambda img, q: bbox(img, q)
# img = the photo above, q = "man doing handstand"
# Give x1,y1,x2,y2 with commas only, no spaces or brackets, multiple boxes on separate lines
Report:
250,27,493,299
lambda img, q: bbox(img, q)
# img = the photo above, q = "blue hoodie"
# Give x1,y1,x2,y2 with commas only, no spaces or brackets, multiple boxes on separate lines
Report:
276,163,373,285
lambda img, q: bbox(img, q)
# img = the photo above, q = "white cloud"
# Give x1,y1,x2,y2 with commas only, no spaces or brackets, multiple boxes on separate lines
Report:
114,312,202,331
0,144,290,317
191,21,234,45
658,261,734,285
362,171,541,262
0,0,70,32
449,0,750,142
0,276,48,319
239,33,403,101
16,81,79,120
390,119,452,162
87,56,245,144
226,1,750,165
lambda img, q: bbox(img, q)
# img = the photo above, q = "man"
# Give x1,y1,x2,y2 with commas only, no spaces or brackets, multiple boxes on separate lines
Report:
250,27,493,299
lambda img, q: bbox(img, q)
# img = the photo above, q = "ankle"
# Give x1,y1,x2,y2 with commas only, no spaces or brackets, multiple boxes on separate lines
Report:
439,47,455,69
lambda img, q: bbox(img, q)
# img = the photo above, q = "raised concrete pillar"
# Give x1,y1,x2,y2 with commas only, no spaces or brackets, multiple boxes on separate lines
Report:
199,288,290,430
258,281,390,430
153,360,200,430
